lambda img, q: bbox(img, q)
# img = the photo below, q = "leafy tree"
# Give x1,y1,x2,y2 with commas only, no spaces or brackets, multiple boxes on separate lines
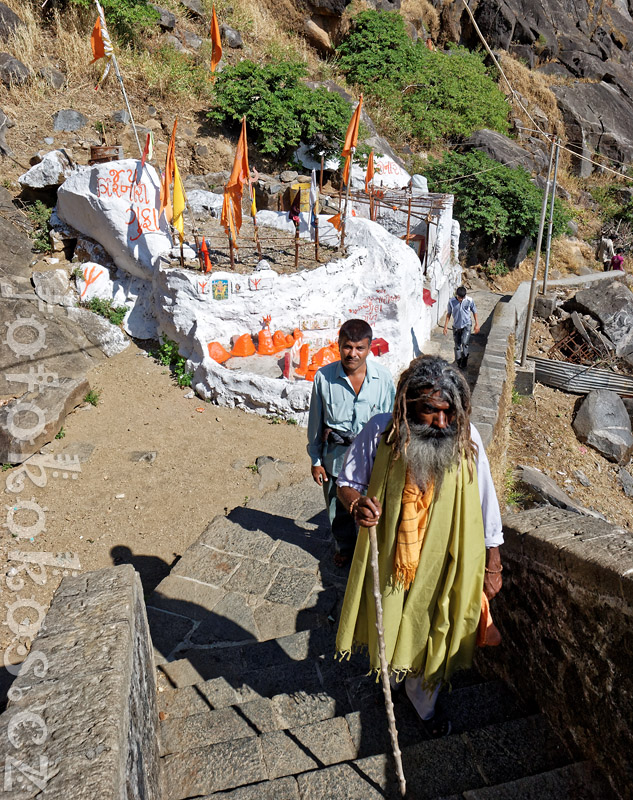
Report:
208,61,351,158
336,10,509,145
426,150,571,249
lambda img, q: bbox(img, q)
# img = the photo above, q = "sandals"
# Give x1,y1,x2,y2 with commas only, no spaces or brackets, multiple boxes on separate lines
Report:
420,716,452,739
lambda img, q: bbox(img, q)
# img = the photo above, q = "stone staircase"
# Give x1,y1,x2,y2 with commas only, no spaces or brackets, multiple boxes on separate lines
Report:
147,479,614,800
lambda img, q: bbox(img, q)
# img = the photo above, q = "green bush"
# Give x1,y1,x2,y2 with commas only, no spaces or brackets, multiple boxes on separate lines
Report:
426,150,571,248
337,10,509,145
153,338,193,387
208,60,351,158
70,0,159,44
84,297,128,326
24,200,53,253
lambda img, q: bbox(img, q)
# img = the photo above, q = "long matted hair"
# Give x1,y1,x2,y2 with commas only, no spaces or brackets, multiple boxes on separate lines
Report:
386,355,477,478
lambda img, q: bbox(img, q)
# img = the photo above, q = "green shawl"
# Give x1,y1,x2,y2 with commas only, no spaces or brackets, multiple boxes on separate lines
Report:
336,433,485,687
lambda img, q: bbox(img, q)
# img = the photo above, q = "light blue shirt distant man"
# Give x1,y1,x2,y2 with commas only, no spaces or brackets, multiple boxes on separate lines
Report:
443,286,479,371
307,319,395,566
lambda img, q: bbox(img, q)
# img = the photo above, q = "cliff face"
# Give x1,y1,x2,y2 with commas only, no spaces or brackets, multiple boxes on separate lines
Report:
435,0,633,174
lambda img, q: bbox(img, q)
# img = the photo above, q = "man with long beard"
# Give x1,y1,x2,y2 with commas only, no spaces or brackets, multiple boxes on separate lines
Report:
335,355,503,737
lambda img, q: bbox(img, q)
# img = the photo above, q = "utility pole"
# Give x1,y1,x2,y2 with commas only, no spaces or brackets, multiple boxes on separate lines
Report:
520,135,556,367
542,136,561,295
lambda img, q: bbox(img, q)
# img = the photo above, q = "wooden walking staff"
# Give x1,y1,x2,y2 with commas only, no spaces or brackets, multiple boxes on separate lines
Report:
368,525,407,797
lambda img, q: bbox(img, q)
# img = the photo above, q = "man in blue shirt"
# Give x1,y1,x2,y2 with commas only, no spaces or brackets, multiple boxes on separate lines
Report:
307,319,395,566
443,286,480,370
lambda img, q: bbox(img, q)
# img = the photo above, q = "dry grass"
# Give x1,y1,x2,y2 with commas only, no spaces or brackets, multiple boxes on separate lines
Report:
402,0,440,38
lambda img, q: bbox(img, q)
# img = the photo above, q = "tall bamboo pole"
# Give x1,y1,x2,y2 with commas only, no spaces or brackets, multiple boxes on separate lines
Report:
542,137,561,295
294,219,300,270
340,146,355,250
368,525,406,797
520,135,557,367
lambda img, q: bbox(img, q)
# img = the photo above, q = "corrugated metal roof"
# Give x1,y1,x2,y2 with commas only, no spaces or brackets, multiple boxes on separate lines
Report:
531,357,633,396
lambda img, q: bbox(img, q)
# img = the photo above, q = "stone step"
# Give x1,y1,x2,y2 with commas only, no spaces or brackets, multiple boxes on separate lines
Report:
160,713,574,800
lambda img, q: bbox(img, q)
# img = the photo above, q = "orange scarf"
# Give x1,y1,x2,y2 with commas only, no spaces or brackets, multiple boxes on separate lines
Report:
394,470,434,590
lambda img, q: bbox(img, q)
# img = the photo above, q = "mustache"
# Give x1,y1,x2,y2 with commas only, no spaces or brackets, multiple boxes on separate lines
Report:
408,421,457,440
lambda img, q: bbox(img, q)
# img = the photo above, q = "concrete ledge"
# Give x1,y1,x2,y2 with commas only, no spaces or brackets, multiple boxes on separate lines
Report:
0,565,161,799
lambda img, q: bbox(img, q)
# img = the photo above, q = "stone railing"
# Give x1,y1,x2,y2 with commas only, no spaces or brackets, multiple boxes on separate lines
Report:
478,506,633,798
0,565,161,799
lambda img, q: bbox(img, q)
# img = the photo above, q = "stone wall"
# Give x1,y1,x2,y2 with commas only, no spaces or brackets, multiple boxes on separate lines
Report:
0,565,161,799
478,506,633,798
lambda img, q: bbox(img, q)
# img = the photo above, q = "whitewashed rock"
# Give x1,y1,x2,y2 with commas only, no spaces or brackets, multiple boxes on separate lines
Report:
75,262,115,302
18,149,75,191
187,189,223,215
350,155,411,190
410,174,429,192
56,159,171,279
66,307,130,357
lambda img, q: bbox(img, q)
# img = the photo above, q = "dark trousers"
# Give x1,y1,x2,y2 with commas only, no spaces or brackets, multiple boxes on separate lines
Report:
322,471,357,556
452,325,471,362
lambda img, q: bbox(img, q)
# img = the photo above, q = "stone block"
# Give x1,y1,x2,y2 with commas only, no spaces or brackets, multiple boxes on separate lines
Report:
461,761,613,799
190,592,261,644
200,517,278,560
296,760,388,799
261,717,356,779
264,567,320,608
252,600,301,641
147,575,224,620
0,565,161,799
206,776,300,799
272,691,338,729
162,738,266,799
514,361,535,396
270,539,323,571
147,606,196,657
464,715,571,786
403,736,485,796
157,679,240,717
225,558,280,596
160,699,277,755
172,543,241,586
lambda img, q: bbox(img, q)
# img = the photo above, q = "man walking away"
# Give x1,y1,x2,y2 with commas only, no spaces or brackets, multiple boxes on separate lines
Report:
307,319,395,567
598,234,615,271
443,286,479,370
336,355,503,735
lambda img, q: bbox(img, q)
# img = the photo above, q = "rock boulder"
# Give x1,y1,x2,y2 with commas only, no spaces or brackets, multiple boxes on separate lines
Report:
572,390,633,464
516,464,603,518
0,106,13,155
461,129,537,173
52,109,88,132
0,52,29,87
566,281,633,360
0,2,22,40
18,149,76,195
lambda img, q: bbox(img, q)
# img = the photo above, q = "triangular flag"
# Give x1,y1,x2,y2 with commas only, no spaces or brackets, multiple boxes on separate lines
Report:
90,3,114,89
365,150,374,193
210,5,222,76
327,212,342,232
221,186,238,247
200,237,212,272
342,94,363,158
159,119,177,221
289,189,301,225
172,157,186,245
309,169,319,227
140,132,153,169
225,116,249,237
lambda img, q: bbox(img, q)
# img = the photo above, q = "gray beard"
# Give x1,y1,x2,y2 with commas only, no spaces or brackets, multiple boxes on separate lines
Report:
403,422,459,491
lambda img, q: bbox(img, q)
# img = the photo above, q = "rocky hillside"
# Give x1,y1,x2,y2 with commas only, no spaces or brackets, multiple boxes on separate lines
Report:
2,0,633,272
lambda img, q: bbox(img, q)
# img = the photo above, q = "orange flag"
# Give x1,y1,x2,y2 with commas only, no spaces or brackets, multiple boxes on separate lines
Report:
200,237,212,272
225,116,249,237
221,186,238,246
342,154,351,187
365,150,374,193
327,212,342,231
159,120,177,222
90,4,114,89
210,5,222,76
342,94,363,159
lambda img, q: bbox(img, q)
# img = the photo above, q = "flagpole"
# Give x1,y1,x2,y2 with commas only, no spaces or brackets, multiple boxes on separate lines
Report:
94,0,142,157
340,146,354,250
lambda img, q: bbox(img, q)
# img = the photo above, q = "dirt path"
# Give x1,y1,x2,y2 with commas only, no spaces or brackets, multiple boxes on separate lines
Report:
1,341,309,658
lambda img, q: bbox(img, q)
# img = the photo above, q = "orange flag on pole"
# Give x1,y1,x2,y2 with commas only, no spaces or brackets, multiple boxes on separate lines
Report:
225,116,250,237
342,154,351,187
365,150,374,193
159,120,177,222
90,2,114,89
221,187,238,247
200,237,212,272
327,212,342,231
342,94,363,159
210,5,222,76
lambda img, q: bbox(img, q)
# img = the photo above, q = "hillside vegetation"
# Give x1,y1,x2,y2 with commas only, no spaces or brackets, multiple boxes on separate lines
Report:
0,0,622,270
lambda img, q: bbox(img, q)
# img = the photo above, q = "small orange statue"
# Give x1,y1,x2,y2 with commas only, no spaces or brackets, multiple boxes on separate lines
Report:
208,342,231,363
231,333,256,357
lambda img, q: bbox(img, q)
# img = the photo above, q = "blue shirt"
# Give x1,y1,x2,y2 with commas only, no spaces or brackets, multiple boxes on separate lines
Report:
447,296,477,330
307,358,395,476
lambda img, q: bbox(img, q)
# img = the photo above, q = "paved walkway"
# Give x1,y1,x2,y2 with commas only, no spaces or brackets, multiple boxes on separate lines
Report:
147,477,611,799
